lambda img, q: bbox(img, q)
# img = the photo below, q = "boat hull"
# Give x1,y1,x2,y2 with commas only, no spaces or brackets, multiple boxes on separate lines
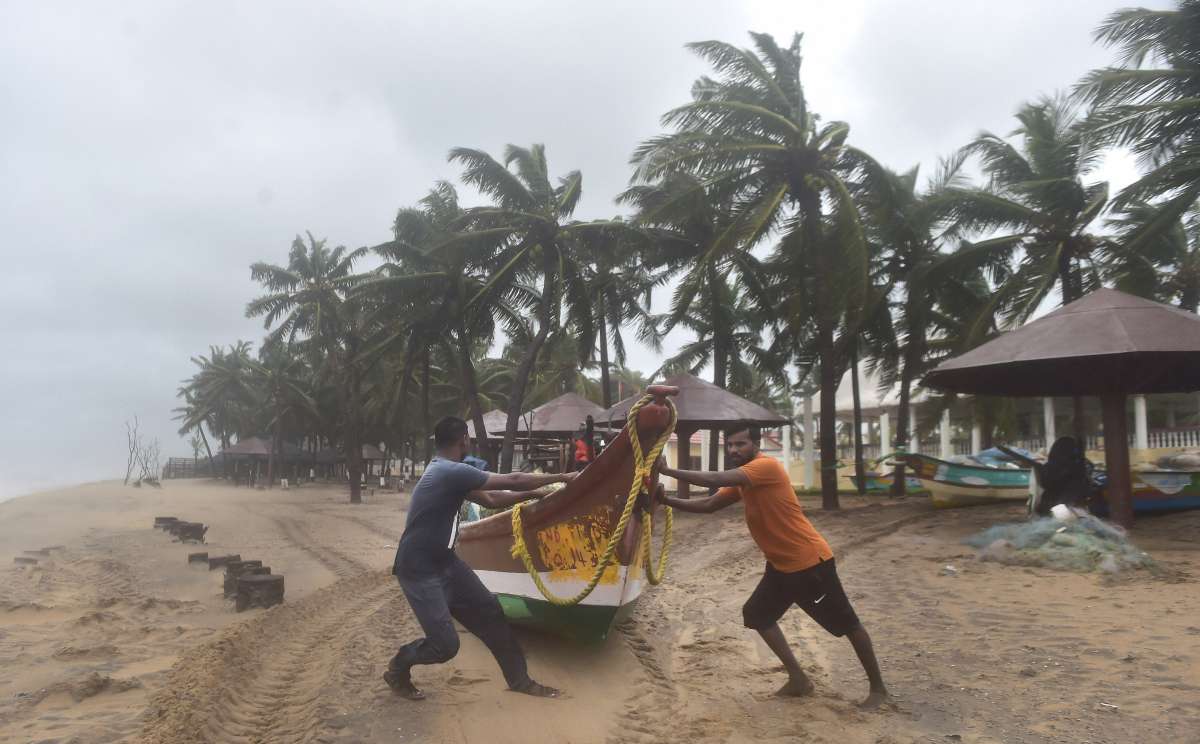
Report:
482,564,644,643
850,472,925,492
456,394,671,643
1094,470,1200,516
899,454,1030,509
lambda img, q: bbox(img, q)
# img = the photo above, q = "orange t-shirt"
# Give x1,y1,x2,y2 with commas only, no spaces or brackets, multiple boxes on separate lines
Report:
717,454,833,572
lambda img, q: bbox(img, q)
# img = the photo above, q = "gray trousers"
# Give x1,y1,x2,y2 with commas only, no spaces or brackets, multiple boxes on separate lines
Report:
392,555,529,688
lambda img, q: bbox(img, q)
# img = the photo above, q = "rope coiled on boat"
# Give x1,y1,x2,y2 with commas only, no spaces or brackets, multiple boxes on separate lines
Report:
508,393,676,606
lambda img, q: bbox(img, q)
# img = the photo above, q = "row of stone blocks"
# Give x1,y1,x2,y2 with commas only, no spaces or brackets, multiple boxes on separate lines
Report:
12,546,63,566
153,516,208,543
186,551,285,612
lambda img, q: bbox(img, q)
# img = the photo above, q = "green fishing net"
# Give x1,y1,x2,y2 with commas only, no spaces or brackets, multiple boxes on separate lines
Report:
964,513,1155,573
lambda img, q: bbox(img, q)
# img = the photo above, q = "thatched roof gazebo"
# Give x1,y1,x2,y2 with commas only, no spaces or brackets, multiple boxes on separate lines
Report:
466,409,525,442
604,373,788,497
925,288,1200,527
525,393,607,439
221,437,305,461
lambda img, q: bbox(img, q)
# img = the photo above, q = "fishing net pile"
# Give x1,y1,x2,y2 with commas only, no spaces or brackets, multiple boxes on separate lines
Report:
964,512,1155,573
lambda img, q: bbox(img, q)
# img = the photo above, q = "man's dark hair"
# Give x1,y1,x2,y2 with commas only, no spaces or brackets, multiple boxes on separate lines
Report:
434,416,469,447
724,420,761,444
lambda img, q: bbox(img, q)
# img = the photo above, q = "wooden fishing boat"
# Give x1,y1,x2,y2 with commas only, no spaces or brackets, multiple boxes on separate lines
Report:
850,457,925,492
455,386,677,643
1095,470,1200,516
897,453,1030,508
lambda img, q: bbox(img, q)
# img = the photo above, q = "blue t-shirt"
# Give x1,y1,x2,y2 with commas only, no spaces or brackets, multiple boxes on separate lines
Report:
393,457,489,577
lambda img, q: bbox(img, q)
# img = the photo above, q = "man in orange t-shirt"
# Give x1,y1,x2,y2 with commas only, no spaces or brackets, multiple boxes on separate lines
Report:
659,421,888,708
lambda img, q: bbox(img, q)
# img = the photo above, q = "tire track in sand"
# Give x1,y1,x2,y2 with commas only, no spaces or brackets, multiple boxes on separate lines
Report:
138,512,407,743
270,515,369,579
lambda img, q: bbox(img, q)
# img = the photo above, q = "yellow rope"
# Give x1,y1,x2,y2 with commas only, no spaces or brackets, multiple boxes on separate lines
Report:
509,393,676,606
640,499,673,586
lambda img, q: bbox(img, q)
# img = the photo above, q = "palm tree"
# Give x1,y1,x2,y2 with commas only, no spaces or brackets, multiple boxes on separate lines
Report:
653,277,767,392
369,182,519,467
632,32,878,509
246,233,371,502
854,155,982,495
1079,1,1200,242
1104,199,1200,310
945,96,1109,438
448,143,610,472
247,344,316,486
570,223,660,408
621,171,769,470
172,385,217,476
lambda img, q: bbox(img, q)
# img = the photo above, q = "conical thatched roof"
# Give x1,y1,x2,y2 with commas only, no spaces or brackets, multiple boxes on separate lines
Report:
526,392,607,438
465,409,525,441
221,436,305,459
603,373,787,429
926,288,1200,396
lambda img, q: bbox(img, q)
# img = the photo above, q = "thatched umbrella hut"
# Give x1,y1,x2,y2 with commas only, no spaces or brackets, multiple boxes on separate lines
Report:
925,288,1200,527
525,393,607,439
520,393,608,471
604,373,787,498
466,409,525,442
220,437,305,484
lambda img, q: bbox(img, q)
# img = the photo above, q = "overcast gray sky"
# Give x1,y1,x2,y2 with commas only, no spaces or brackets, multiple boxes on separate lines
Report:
0,0,1164,499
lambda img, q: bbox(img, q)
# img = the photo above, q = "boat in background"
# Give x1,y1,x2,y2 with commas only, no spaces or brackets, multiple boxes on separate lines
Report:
455,386,677,643
1096,470,1200,516
850,455,926,493
896,453,1030,508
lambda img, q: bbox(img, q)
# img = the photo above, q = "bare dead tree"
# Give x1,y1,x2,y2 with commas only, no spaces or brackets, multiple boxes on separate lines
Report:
124,417,140,485
136,437,162,487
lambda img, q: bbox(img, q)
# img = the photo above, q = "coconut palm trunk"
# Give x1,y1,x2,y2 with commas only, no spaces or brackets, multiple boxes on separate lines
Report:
267,418,280,488
500,256,556,473
850,349,866,495
198,424,216,478
455,325,492,467
708,268,729,472
346,363,364,504
597,299,613,409
890,340,919,498
421,346,432,464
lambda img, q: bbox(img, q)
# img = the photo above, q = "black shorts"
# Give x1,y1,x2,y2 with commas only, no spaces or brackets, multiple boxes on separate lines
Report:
742,558,861,637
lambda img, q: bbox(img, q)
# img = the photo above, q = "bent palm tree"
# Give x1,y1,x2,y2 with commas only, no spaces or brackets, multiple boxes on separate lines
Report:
1079,1,1200,244
632,33,877,507
448,143,611,471
247,233,371,502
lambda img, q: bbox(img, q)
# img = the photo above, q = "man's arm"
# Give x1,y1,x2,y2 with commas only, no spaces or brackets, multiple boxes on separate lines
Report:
659,463,750,489
660,488,740,514
465,489,549,510
481,470,576,492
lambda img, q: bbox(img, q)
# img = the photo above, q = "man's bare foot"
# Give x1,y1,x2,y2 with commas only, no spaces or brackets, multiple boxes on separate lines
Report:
774,675,815,697
510,679,560,698
858,688,890,709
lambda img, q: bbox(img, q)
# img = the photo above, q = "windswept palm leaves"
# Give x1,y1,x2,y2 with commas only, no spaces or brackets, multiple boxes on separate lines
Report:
632,32,879,508
1080,1,1200,245
179,10,1200,497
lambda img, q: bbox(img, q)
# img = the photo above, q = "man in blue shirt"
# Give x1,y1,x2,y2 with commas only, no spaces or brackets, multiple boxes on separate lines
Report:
387,416,576,700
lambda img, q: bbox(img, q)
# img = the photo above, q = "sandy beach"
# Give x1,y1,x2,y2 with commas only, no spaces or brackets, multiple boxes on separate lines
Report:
2,479,1198,744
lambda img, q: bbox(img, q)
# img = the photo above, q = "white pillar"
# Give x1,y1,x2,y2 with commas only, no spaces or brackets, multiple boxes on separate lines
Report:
971,421,982,454
1135,395,1149,450
700,430,711,470
782,425,792,468
717,432,726,470
940,409,952,458
1042,397,1056,446
909,429,918,454
879,412,891,456
803,396,815,488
